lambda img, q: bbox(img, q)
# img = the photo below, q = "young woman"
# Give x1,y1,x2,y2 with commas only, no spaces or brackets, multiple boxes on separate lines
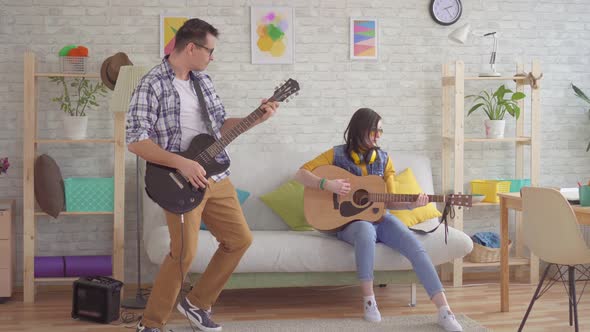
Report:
294,108,463,332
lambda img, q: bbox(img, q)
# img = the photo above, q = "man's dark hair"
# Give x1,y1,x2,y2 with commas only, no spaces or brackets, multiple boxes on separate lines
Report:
174,18,219,51
343,108,382,155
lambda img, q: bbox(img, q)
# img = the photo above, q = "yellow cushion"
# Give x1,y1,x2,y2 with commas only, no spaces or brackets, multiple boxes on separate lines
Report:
390,168,442,227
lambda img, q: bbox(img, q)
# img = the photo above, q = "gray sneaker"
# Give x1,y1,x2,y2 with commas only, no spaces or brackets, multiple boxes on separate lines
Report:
176,297,222,331
136,321,162,332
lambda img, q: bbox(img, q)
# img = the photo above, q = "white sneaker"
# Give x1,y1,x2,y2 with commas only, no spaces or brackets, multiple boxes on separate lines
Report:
437,307,463,331
363,299,382,322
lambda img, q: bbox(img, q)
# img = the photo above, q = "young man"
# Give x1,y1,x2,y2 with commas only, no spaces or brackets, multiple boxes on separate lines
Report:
127,18,279,332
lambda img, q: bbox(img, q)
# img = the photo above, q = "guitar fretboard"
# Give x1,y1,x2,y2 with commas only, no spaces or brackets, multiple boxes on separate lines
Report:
197,98,275,161
368,193,446,203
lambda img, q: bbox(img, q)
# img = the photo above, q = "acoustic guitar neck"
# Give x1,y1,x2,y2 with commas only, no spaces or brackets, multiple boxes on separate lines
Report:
367,193,446,203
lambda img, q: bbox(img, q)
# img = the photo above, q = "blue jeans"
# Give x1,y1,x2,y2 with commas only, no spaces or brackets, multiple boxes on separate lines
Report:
336,212,444,299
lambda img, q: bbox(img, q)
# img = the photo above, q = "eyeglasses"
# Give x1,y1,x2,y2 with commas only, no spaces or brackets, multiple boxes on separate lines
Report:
370,128,384,135
192,42,214,56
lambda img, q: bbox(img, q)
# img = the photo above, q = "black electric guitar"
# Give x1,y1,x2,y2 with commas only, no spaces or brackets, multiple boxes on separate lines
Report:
304,165,472,231
145,79,300,214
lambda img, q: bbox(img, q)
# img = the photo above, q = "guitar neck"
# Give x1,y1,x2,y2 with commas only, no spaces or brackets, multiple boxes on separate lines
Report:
205,97,276,157
368,193,445,203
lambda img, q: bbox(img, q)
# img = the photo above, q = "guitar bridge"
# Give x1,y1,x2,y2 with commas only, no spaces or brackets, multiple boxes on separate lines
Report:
169,172,185,189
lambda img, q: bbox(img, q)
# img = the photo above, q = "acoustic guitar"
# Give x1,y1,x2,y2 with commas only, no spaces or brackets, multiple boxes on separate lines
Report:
303,165,472,231
145,78,300,214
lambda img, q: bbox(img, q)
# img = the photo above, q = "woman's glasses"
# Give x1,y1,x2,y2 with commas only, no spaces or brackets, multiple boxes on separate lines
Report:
370,128,384,135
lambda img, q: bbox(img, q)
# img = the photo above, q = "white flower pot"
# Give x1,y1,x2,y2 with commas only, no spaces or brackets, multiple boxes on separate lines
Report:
63,115,88,139
484,119,505,139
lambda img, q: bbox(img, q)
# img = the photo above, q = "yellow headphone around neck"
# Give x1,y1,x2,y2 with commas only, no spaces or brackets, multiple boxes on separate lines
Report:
350,148,378,165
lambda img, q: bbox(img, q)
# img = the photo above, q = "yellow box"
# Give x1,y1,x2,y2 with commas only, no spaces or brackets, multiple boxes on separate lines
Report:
470,180,511,203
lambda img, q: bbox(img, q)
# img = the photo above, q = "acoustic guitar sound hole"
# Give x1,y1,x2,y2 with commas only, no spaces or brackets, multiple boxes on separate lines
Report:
353,190,370,206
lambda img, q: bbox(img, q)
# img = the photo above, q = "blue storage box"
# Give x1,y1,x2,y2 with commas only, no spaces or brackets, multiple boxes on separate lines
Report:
64,177,114,212
499,178,531,192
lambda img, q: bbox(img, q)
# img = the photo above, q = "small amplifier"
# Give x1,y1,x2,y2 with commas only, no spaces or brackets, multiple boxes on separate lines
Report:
71,276,123,324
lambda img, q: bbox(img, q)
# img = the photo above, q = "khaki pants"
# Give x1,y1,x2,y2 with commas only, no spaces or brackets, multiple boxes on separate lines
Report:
142,178,252,329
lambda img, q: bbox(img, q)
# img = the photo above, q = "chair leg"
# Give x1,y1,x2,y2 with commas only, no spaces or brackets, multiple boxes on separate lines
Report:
408,283,416,307
518,263,552,332
568,266,579,332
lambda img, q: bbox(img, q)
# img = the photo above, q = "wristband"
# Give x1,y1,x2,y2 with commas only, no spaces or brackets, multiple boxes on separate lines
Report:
319,178,326,190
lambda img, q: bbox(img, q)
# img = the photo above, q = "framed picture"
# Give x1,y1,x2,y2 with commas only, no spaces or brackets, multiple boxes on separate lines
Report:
251,6,294,64
350,18,378,60
160,15,188,58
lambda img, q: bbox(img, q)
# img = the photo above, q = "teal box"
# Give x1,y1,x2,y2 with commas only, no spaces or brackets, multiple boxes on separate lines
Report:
500,179,531,192
64,177,114,212
580,185,590,207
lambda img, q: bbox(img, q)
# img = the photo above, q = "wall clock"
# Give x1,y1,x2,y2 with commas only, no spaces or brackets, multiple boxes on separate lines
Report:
429,0,462,26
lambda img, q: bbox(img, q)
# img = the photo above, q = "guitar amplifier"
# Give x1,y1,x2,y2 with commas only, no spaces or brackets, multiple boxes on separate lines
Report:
71,276,123,324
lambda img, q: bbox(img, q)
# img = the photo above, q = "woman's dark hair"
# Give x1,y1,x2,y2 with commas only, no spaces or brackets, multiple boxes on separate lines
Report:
343,108,381,155
174,18,219,51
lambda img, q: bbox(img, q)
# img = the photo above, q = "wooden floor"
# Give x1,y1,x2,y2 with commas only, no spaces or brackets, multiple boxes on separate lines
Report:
2,280,588,331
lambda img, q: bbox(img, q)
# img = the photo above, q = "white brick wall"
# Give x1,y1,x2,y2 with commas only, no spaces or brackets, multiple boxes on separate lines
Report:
1,0,590,285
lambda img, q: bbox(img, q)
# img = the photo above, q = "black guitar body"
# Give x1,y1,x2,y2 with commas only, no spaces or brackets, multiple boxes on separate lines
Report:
144,134,229,214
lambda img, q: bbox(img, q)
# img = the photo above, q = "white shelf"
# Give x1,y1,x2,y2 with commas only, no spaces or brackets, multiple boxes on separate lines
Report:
441,60,541,287
23,51,126,303
36,139,116,144
35,72,99,78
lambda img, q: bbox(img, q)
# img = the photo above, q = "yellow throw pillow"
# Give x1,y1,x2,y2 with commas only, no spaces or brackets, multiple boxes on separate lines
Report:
390,168,442,227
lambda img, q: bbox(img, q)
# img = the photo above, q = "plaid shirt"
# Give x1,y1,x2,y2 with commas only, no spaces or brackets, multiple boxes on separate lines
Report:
126,57,231,181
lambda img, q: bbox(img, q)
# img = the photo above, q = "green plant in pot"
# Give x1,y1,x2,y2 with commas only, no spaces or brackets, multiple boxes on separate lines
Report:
571,83,590,152
466,84,526,138
49,76,108,139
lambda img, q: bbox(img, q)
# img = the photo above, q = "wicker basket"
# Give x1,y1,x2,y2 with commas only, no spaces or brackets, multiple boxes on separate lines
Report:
60,56,87,74
467,240,512,263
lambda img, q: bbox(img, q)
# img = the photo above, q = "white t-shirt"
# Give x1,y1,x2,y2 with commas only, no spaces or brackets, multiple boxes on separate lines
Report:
173,77,210,151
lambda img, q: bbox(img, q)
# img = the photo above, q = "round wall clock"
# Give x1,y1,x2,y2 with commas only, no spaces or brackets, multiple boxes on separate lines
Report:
429,0,462,26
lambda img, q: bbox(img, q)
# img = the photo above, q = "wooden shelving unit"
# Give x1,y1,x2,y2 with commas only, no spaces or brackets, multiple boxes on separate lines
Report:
22,51,125,303
441,60,541,287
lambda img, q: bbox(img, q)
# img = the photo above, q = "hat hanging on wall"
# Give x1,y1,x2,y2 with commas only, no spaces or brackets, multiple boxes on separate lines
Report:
100,52,133,90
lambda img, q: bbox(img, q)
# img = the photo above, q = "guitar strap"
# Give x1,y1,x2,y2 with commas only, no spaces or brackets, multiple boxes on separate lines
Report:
192,77,215,134
408,203,455,244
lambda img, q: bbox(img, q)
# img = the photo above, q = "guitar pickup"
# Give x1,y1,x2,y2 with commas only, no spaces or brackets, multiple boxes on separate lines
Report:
169,172,185,189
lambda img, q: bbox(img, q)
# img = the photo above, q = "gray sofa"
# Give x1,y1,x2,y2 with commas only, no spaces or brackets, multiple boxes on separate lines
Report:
141,147,473,306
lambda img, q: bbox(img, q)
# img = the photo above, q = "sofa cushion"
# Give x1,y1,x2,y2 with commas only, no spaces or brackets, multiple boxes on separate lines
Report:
259,180,313,231
34,154,65,218
145,219,473,274
390,167,442,227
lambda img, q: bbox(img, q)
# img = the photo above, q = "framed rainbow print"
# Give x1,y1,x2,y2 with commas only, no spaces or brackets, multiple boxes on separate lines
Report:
350,18,378,60
160,15,188,58
251,6,294,64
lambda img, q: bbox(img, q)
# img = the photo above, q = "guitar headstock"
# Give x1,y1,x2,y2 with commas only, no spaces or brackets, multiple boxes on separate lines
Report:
446,194,472,207
272,78,300,103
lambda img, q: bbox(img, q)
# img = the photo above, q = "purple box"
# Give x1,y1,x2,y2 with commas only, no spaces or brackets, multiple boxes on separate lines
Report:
34,256,65,278
64,255,112,277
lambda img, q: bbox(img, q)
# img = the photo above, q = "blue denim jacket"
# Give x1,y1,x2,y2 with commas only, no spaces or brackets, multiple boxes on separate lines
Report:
332,144,388,176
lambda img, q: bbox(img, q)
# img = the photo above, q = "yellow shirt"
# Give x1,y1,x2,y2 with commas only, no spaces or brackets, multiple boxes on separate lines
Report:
300,148,396,194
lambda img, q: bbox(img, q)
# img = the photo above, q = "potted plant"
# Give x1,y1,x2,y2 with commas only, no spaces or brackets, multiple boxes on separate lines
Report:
466,84,526,138
49,76,108,139
571,83,590,152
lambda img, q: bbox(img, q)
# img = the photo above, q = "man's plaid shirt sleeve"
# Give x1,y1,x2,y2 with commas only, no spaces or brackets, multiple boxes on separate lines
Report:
126,80,159,145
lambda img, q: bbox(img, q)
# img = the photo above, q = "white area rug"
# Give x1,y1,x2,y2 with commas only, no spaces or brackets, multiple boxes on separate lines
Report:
167,313,490,331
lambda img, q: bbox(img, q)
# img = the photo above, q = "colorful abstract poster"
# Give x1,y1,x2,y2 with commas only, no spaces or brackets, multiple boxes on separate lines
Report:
160,15,188,58
350,18,378,60
251,7,294,64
